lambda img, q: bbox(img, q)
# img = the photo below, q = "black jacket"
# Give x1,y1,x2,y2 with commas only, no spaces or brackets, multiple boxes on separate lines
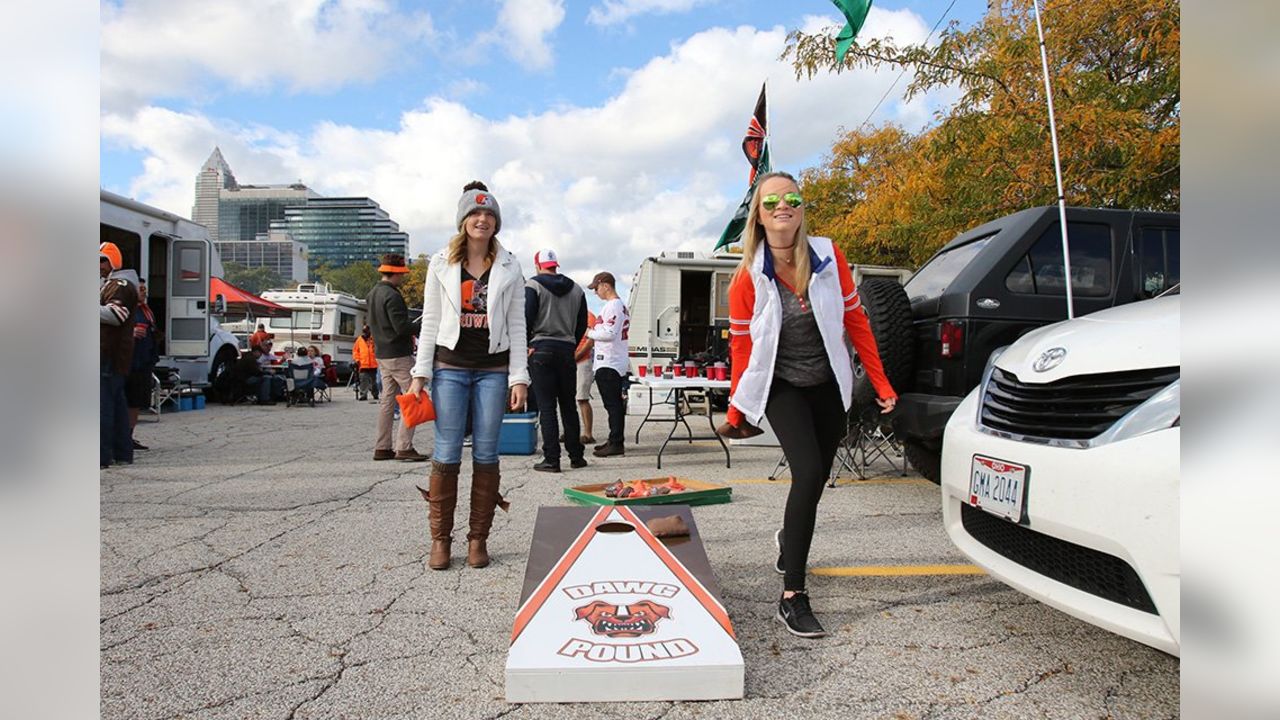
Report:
366,281,421,359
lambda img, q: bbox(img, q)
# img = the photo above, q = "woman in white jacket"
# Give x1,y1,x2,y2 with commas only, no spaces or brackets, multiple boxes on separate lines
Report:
408,181,529,572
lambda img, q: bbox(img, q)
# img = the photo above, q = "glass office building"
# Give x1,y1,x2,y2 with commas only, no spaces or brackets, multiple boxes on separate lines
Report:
271,197,409,272
214,231,309,283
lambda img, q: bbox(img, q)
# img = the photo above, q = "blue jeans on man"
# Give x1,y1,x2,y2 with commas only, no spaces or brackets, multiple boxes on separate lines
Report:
431,369,509,464
101,361,132,467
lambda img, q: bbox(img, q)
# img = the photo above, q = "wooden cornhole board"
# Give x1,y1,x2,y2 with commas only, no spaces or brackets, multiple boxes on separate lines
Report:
505,505,744,703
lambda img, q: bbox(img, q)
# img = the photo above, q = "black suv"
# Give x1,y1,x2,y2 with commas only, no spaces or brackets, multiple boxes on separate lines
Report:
855,206,1180,482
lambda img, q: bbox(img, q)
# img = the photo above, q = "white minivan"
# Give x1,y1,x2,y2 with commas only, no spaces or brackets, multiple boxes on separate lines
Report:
941,292,1180,655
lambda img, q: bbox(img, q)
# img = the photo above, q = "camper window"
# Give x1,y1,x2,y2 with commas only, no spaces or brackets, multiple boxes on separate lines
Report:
270,311,322,330
338,311,357,336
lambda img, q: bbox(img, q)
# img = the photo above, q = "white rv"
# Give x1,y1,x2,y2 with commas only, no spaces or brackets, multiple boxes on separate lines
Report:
626,250,915,372
100,190,241,387
224,283,366,377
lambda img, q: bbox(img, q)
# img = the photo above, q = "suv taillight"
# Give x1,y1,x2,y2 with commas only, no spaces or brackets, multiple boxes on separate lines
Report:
940,320,964,359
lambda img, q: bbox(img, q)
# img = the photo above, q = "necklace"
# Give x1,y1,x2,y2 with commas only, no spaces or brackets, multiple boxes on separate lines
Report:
768,244,795,264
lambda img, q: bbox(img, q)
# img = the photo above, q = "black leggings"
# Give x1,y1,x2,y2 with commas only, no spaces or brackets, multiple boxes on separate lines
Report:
765,377,847,591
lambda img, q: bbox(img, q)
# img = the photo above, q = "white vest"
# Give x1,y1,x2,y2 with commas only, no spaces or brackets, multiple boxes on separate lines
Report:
413,242,530,387
729,236,854,426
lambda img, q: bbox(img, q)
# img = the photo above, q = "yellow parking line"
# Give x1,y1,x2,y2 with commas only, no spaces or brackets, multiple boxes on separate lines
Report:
726,477,929,486
811,564,985,577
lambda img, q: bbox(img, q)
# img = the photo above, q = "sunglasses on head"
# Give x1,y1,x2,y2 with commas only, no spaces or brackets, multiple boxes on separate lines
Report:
761,192,803,212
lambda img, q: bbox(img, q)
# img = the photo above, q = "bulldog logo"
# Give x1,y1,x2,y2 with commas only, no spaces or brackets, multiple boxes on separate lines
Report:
574,600,670,638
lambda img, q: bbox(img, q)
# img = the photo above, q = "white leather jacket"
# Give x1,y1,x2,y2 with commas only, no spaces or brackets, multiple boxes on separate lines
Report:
412,242,530,387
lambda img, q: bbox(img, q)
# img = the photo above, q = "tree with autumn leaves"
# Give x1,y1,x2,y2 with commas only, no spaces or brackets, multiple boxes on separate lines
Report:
784,0,1178,267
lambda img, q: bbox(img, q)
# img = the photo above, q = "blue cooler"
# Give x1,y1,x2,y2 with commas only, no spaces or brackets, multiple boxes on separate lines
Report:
498,412,538,455
194,394,206,410
180,396,195,411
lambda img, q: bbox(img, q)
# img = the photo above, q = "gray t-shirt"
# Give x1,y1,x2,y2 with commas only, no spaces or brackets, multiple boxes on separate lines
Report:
774,282,835,387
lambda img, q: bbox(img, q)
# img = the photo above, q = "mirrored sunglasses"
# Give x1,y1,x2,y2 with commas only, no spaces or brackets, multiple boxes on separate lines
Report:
761,192,804,212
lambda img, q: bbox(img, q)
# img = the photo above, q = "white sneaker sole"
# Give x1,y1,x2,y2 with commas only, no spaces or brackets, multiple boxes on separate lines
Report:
774,608,826,638
774,529,784,575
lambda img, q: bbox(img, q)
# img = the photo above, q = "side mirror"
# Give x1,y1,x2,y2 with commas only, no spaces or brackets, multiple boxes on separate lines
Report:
214,294,226,314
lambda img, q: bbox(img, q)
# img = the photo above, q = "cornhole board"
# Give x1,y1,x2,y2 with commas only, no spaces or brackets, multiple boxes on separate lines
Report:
505,505,744,703
562,478,732,507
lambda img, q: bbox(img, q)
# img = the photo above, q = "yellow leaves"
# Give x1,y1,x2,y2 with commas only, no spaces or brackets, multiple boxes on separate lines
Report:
793,0,1177,269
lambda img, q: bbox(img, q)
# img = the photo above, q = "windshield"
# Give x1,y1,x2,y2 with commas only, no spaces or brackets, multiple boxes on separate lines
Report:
905,235,993,301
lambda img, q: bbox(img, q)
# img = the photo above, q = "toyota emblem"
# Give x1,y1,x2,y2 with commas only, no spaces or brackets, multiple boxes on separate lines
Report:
1033,347,1067,373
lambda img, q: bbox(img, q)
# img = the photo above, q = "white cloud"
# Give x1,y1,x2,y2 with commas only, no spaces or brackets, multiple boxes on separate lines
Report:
587,0,713,27
103,8,944,297
495,0,565,70
100,0,435,113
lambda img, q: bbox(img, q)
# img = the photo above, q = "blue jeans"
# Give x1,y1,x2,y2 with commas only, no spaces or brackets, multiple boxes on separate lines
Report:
101,361,132,466
432,369,509,464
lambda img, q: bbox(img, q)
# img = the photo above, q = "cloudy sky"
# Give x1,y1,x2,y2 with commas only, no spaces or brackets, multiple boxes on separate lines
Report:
100,0,980,293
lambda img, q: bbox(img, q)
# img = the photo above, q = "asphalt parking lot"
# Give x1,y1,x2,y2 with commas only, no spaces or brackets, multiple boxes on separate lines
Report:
101,390,1179,719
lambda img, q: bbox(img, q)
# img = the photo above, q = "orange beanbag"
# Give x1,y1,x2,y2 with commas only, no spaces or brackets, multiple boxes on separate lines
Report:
396,390,436,428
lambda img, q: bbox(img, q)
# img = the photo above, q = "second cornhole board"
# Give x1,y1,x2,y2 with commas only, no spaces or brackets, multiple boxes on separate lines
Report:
562,478,732,507
505,505,744,703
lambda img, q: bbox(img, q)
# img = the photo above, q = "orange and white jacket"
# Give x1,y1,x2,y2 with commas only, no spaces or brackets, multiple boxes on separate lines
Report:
726,236,896,427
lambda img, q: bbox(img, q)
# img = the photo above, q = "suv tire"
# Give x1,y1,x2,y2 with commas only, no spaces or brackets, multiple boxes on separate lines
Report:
904,439,942,485
851,277,915,426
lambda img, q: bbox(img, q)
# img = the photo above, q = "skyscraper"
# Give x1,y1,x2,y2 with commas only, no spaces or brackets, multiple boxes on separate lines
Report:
271,197,409,272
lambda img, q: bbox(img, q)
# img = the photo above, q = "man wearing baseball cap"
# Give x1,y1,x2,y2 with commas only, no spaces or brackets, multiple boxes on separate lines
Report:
100,242,140,468
524,248,589,472
586,271,630,457
366,253,427,461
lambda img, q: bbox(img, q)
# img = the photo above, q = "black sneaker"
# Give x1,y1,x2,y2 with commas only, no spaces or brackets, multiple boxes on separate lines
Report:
774,529,785,575
533,459,561,473
132,439,149,450
777,592,826,638
593,442,624,458
569,457,588,469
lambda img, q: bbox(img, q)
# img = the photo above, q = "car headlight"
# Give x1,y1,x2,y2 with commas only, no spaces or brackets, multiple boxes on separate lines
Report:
1094,379,1180,445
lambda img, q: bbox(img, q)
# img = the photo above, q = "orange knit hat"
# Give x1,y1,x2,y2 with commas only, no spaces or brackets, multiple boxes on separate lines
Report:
99,242,123,270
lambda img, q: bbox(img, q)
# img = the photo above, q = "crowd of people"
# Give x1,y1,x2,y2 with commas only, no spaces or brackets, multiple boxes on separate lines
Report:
100,175,899,641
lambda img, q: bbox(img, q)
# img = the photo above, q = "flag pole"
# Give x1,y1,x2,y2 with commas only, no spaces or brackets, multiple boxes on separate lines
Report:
1031,0,1074,319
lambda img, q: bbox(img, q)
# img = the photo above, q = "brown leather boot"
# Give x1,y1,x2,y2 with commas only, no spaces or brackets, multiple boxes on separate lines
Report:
467,462,510,568
416,461,460,570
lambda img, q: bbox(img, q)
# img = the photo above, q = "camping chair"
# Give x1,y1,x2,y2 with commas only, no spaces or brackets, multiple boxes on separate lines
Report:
153,366,186,414
285,362,317,407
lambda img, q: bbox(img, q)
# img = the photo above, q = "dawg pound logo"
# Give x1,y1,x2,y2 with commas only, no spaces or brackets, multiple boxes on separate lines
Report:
555,592,699,663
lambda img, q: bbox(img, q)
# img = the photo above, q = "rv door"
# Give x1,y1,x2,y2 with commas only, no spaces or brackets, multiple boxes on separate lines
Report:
167,239,210,357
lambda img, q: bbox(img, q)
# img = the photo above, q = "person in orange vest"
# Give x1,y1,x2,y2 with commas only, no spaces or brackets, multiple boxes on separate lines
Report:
249,323,270,352
352,324,379,402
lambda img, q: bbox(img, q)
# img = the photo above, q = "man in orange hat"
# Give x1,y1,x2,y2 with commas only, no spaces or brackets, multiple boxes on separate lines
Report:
366,254,427,461
100,242,139,468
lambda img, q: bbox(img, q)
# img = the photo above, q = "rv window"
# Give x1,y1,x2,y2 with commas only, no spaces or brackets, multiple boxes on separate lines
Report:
714,273,732,320
269,311,321,329
178,248,202,281
339,311,357,336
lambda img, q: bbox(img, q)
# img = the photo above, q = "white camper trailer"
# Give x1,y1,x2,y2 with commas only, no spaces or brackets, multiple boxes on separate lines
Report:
224,283,366,378
99,190,241,387
626,251,740,374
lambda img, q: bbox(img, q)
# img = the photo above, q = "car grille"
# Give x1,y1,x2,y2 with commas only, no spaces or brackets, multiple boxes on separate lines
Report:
980,366,1179,441
961,504,1157,614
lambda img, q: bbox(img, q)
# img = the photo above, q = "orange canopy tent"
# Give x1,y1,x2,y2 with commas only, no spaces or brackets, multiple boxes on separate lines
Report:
209,277,291,318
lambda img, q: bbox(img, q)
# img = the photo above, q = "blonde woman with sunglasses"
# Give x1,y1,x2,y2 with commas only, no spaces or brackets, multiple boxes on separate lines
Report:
718,171,897,638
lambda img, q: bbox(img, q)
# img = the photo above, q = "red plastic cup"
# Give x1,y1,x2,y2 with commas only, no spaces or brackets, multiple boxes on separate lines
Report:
637,364,647,377
653,363,663,376
714,365,727,381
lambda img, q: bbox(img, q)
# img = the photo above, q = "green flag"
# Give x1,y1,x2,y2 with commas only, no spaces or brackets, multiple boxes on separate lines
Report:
832,0,873,65
715,143,769,251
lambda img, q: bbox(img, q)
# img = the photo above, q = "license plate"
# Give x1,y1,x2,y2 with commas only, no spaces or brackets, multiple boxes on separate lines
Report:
969,455,1027,522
